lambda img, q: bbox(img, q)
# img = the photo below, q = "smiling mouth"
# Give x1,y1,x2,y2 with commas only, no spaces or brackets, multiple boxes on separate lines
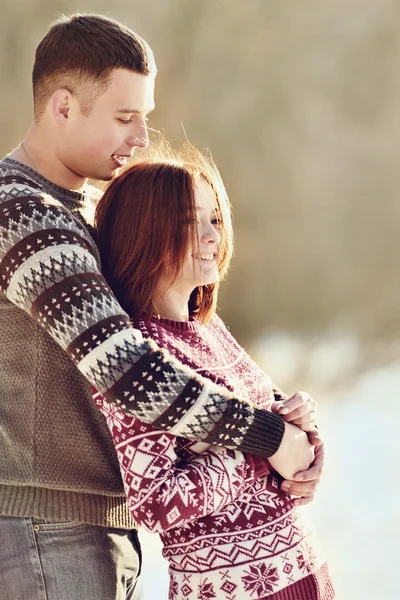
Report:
111,154,129,168
193,253,217,262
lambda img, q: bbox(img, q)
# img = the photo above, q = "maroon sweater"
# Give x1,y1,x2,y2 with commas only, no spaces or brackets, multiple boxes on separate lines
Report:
94,315,335,600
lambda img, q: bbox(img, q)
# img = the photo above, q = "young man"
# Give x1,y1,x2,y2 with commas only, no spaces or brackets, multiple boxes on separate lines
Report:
0,13,323,600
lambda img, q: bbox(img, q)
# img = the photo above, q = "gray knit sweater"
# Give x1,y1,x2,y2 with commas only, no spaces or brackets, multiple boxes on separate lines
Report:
0,157,284,528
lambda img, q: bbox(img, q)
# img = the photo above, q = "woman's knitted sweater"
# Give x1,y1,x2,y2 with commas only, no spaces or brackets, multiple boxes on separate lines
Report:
94,315,335,600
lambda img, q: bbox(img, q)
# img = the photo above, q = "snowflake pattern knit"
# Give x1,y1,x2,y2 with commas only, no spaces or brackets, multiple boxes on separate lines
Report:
94,315,335,600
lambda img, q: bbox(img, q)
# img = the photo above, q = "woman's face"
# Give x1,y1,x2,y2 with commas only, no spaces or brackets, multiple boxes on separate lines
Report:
163,178,222,297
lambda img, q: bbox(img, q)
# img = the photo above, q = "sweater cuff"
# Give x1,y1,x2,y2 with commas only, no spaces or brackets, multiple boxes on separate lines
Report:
240,408,285,458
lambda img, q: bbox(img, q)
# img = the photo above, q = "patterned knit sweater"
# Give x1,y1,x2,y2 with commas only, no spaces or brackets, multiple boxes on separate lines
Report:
0,158,284,527
94,315,335,599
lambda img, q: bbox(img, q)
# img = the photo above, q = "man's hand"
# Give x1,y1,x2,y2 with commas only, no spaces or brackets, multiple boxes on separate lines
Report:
268,422,315,481
271,391,317,432
280,440,325,506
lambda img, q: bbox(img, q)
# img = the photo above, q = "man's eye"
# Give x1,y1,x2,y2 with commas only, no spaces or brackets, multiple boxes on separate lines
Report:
118,118,132,125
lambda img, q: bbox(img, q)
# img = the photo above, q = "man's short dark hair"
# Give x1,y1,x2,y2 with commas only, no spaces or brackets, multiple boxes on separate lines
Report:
32,13,156,120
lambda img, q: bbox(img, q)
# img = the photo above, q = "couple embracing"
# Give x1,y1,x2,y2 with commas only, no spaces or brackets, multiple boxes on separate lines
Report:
0,13,334,600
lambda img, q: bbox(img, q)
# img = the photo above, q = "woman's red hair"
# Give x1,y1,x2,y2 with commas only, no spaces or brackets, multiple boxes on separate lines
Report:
95,142,233,323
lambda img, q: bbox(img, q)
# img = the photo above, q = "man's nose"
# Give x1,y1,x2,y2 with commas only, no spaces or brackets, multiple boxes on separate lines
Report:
126,121,149,149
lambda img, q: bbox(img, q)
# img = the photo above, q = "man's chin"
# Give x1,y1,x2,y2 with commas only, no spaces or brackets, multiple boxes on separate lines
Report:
109,166,123,180
96,168,119,182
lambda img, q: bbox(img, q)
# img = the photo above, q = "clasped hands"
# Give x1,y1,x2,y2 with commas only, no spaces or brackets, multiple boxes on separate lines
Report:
269,392,325,507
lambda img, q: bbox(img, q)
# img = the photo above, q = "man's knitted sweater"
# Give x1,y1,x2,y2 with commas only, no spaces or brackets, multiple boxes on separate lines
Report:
0,158,284,527
94,315,335,599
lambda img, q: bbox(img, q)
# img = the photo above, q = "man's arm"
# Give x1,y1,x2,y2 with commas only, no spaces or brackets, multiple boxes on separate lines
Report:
94,390,270,533
0,180,284,457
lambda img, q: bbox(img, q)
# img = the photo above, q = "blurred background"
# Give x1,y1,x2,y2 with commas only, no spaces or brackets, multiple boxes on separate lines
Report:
2,1,399,598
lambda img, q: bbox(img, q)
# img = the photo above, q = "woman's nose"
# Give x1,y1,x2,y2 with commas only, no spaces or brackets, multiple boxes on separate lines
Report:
201,222,221,244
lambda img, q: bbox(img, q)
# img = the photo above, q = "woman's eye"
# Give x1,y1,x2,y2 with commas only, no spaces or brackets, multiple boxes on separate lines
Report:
118,118,132,125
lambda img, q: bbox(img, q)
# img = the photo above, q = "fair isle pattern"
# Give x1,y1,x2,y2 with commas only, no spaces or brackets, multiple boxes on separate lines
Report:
93,316,335,600
93,392,269,533
166,454,331,600
0,160,285,456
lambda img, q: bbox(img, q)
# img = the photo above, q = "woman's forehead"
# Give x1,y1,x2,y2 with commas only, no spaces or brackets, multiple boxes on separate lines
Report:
194,179,217,211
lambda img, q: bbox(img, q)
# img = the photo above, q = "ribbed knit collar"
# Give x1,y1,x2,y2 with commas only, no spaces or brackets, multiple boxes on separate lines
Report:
2,156,96,208
144,315,202,332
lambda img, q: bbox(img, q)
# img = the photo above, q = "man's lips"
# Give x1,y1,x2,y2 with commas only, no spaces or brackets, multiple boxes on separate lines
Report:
111,154,130,168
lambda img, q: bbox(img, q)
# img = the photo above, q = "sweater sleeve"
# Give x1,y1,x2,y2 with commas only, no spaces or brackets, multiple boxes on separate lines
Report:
0,180,284,457
93,389,270,533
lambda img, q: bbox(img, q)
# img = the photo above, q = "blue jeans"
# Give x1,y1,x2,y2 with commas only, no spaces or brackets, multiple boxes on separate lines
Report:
0,517,142,600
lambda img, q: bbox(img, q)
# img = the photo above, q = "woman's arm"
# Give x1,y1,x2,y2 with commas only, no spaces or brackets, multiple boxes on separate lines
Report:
93,389,270,533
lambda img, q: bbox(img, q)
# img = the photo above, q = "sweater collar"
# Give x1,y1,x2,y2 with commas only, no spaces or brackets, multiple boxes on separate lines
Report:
2,156,97,207
147,315,201,332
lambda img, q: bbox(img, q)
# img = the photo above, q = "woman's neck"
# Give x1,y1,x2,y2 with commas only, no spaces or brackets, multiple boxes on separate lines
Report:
153,286,191,322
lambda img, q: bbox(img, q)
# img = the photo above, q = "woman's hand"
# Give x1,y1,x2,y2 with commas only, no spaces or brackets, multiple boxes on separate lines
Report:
270,391,325,505
280,440,325,506
271,391,317,432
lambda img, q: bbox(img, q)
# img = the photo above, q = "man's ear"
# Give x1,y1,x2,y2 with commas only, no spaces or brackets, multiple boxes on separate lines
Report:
51,88,73,122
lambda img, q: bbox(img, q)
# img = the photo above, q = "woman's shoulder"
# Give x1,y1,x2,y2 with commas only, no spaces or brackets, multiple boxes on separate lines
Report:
208,313,241,346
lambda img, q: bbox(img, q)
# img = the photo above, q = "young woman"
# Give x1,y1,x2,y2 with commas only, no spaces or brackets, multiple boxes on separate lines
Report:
93,143,335,600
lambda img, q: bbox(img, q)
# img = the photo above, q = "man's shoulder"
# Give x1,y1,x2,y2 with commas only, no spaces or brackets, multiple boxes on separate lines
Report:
0,158,44,198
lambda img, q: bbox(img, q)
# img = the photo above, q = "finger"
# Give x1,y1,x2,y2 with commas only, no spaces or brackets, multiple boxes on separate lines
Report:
283,404,316,421
294,465,322,482
290,415,316,429
295,442,326,477
311,443,326,467
307,428,323,446
281,392,311,413
280,480,318,496
293,446,325,480
293,495,315,507
270,401,290,415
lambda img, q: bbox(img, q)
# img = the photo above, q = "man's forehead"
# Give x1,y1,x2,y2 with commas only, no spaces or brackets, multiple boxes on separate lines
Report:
101,69,155,107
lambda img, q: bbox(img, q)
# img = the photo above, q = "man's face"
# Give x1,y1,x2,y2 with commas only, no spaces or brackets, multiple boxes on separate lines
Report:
62,68,155,182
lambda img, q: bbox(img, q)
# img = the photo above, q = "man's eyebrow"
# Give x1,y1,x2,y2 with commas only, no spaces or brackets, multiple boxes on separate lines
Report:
116,106,155,115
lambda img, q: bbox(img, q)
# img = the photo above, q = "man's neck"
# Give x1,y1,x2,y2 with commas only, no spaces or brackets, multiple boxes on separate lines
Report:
10,127,88,191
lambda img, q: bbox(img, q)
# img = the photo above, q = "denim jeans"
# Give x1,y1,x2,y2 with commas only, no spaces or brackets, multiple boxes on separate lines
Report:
0,516,142,600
